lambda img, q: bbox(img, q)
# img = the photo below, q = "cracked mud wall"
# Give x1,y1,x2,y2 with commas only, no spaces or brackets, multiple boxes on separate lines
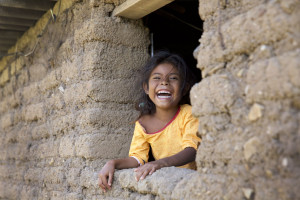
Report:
190,0,300,199
0,0,149,199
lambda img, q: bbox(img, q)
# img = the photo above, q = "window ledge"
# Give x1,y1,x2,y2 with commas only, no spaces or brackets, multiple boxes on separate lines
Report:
86,167,198,199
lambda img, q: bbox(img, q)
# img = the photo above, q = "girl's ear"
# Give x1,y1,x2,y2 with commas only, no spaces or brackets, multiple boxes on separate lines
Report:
143,83,149,94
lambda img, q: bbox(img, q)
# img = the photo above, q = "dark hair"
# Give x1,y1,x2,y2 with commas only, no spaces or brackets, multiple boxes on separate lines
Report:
135,51,196,119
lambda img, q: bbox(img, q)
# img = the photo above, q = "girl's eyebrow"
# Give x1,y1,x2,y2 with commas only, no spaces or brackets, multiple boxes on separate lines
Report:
151,73,162,75
151,72,179,76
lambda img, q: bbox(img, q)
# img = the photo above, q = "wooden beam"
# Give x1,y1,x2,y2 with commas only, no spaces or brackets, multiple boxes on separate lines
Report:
0,6,44,20
0,16,34,27
0,44,12,51
0,24,28,31
112,0,175,19
0,38,16,45
0,31,23,39
0,0,54,11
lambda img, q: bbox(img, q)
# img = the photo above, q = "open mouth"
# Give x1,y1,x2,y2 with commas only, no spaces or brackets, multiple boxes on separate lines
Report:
157,90,172,99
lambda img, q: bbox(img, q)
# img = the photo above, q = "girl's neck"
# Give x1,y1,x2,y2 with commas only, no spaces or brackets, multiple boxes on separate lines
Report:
153,105,180,123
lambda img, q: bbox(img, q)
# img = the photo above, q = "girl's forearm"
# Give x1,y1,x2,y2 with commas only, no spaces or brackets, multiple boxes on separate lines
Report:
156,147,196,168
109,157,140,170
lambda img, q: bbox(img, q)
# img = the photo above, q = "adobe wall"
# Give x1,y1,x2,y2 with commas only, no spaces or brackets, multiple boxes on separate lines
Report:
191,0,300,199
0,0,149,199
0,0,299,200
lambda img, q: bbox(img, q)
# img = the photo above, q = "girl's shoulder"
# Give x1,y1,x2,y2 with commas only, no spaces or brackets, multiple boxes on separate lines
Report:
138,114,152,124
136,114,155,133
179,104,198,122
180,104,192,115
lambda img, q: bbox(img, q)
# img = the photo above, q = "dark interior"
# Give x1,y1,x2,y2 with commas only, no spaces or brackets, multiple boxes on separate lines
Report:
143,0,203,82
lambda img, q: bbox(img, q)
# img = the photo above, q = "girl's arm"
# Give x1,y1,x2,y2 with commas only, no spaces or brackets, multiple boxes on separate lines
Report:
98,157,139,192
134,147,196,181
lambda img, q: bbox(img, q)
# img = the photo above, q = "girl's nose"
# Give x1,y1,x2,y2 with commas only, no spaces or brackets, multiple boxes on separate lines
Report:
160,78,169,85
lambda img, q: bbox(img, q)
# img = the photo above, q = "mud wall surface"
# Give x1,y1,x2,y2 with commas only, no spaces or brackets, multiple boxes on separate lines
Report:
0,0,299,200
191,0,300,199
0,0,149,199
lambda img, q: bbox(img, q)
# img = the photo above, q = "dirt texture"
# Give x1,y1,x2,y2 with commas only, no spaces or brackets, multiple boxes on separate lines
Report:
191,0,300,199
0,0,149,199
0,0,299,199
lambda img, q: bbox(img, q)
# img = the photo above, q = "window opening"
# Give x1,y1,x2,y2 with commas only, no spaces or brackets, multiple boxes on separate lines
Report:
143,0,203,162
143,0,203,83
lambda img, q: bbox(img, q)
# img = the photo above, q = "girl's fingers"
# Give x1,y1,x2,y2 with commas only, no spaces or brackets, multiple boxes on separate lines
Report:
134,163,157,181
136,167,151,181
99,174,109,192
98,179,106,192
135,169,143,181
99,184,106,192
134,166,143,181
149,167,156,175
108,172,114,187
135,171,140,181
140,169,150,180
134,165,142,172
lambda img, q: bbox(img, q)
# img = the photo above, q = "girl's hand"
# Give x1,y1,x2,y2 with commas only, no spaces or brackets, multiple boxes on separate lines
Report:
133,147,197,182
98,160,115,192
98,157,140,192
134,161,164,181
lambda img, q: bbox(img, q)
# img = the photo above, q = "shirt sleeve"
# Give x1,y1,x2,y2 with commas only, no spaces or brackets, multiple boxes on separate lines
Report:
182,107,201,150
129,122,150,165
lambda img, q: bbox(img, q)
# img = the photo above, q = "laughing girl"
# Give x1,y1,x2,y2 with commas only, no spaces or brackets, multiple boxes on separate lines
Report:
98,51,201,192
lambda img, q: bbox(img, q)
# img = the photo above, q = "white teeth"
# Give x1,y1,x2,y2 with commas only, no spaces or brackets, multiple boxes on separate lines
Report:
158,90,171,94
158,95,171,99
157,90,171,99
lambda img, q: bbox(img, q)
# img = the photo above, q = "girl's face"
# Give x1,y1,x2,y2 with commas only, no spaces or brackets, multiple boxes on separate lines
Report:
144,63,182,111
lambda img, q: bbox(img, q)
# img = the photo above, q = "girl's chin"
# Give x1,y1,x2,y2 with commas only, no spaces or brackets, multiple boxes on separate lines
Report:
154,101,178,110
155,97,173,104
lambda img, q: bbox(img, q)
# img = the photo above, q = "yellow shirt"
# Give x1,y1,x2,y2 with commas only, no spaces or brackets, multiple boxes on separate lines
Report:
129,104,201,169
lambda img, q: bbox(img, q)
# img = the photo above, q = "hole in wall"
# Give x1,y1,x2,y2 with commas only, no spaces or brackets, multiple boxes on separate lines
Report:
143,0,203,83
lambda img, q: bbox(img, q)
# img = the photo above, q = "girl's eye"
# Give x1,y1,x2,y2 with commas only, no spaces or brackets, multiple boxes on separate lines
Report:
169,76,179,80
153,76,160,80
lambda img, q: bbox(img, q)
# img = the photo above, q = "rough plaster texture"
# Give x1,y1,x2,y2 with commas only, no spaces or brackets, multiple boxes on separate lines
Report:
0,0,300,199
0,0,149,199
191,0,300,199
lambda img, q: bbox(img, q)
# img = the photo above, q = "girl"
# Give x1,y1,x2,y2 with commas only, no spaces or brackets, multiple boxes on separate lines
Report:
98,51,201,192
